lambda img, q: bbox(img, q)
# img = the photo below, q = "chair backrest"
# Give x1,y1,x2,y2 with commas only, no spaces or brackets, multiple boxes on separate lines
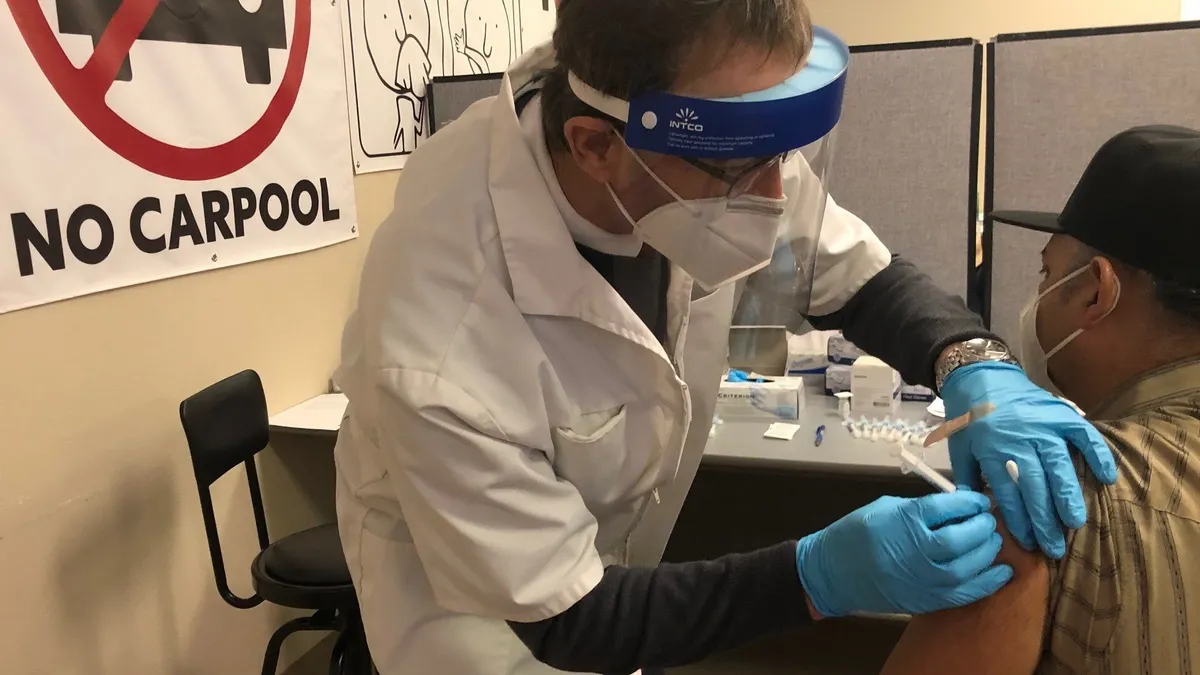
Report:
179,369,271,609
984,21,1200,340
829,38,983,306
428,73,505,135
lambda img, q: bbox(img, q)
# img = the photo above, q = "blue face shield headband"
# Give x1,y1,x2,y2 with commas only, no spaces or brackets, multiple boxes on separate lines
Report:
567,27,851,332
566,26,850,161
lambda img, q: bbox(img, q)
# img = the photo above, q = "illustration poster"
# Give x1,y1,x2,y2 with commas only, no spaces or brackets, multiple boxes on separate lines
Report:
341,0,557,173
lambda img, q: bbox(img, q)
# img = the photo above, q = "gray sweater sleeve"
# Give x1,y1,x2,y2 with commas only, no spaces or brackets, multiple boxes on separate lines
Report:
808,256,1000,389
507,541,812,674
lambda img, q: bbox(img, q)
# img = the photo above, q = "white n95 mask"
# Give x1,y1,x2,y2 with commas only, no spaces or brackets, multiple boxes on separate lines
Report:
607,146,786,291
1018,264,1121,396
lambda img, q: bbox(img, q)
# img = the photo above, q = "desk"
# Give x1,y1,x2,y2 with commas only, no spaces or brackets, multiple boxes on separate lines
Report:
269,390,948,592
269,393,347,437
269,390,949,477
706,395,950,477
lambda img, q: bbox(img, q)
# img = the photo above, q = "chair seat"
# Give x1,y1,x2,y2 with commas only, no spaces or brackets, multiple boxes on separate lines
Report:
261,523,351,585
252,523,356,609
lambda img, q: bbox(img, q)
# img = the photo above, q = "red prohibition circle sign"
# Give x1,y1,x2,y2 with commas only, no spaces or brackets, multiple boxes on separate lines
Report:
6,0,311,181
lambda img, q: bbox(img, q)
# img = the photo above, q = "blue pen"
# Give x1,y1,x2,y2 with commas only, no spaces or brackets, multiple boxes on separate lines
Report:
814,424,826,447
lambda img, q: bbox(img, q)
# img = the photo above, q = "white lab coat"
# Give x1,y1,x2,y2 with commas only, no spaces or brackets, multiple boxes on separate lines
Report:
333,42,890,675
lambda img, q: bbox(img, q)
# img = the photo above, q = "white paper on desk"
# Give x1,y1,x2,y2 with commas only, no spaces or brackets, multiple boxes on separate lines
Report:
926,397,946,418
763,422,801,441
269,394,349,432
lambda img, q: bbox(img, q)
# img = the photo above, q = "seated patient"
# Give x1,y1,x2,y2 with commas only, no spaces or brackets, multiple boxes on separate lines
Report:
882,125,1200,675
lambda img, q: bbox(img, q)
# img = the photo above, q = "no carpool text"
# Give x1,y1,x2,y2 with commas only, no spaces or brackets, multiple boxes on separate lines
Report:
11,178,342,277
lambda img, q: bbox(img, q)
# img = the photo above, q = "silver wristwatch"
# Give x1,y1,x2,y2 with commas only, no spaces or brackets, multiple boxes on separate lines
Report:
934,338,1019,392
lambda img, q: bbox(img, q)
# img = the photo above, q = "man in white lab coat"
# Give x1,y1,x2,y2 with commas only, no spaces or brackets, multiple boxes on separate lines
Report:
333,1,1118,674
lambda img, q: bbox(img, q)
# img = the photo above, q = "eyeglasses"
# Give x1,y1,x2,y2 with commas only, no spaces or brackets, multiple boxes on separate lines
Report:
608,123,795,199
682,149,796,198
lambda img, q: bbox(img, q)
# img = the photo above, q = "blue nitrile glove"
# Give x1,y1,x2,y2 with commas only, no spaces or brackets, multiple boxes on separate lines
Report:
940,362,1118,558
794,491,1012,617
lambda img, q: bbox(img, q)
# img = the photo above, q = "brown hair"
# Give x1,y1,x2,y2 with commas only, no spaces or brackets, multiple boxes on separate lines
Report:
540,0,814,154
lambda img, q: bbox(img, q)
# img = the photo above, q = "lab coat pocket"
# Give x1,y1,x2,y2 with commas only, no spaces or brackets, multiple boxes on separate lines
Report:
552,405,653,512
553,405,627,444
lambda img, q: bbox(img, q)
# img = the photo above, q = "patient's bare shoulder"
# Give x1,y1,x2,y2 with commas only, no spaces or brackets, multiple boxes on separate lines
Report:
879,515,1049,675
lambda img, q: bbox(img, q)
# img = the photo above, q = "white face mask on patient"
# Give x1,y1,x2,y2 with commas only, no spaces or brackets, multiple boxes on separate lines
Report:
606,145,786,292
1017,264,1121,397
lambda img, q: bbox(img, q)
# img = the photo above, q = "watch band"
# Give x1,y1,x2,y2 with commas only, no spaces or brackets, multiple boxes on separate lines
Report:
934,338,1019,392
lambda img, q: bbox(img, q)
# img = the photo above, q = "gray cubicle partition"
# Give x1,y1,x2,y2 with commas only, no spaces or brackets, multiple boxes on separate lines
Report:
830,39,982,303
428,73,504,134
984,21,1200,342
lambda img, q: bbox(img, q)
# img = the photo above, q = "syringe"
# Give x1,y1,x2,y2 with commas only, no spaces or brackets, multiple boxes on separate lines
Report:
890,443,957,493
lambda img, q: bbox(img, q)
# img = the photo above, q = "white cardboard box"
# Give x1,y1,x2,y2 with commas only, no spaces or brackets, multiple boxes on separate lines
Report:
786,329,836,375
717,376,805,420
827,333,865,365
824,363,852,395
901,382,937,402
851,357,901,415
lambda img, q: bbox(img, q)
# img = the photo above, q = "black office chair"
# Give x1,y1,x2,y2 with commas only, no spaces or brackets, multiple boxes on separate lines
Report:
179,370,372,675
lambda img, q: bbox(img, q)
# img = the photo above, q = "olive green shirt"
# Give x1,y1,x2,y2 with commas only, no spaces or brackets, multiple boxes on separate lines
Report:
1039,356,1200,674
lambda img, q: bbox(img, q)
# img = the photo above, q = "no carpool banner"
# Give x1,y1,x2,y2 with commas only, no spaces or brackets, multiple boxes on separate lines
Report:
0,0,358,314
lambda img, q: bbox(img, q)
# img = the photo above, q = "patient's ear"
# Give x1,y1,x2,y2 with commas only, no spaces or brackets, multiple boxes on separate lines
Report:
1081,258,1121,328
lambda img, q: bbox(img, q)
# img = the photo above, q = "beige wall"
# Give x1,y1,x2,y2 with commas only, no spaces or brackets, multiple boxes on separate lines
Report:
0,170,397,674
0,1,1183,674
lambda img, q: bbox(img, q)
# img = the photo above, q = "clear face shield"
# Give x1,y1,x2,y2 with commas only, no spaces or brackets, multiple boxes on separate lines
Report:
567,27,850,334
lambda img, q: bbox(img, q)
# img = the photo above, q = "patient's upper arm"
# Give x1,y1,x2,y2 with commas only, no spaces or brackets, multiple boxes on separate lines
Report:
879,518,1050,675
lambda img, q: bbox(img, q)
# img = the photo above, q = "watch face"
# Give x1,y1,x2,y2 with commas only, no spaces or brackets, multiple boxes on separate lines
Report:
984,341,1011,359
966,338,1009,359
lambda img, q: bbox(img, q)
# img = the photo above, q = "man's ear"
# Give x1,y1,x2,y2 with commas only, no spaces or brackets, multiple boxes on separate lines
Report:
563,117,621,184
1081,257,1121,327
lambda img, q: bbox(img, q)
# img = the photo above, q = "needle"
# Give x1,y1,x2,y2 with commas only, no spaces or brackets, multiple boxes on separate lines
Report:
891,444,957,493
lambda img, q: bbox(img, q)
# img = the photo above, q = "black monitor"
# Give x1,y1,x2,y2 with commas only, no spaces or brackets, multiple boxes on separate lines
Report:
428,73,505,135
